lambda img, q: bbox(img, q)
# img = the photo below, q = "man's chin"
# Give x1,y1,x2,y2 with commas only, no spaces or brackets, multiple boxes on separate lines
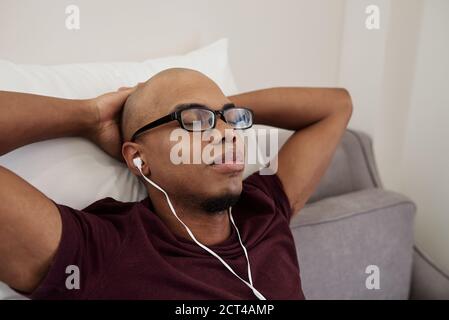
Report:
200,192,241,214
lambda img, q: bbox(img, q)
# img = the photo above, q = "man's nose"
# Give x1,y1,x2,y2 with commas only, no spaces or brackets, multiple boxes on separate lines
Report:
214,117,236,144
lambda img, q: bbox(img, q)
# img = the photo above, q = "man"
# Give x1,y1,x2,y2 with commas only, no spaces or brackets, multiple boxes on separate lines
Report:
0,68,352,299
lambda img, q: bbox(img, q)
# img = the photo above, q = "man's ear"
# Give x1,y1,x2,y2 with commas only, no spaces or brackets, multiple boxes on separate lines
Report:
122,141,151,177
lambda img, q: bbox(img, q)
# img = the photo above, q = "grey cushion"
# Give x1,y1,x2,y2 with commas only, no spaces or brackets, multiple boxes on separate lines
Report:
290,188,416,299
306,130,383,203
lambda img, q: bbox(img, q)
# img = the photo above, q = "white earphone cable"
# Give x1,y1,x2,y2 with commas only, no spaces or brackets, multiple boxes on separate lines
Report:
135,161,266,300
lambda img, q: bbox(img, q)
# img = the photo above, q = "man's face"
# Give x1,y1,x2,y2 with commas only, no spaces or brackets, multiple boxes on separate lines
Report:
123,69,245,213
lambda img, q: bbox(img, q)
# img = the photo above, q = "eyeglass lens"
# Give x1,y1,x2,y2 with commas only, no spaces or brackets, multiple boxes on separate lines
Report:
180,108,252,131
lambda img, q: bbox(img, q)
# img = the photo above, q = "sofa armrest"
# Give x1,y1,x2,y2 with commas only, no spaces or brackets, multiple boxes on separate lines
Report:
290,188,416,299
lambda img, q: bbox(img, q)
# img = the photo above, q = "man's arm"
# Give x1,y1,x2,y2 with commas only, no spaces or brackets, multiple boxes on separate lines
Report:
0,92,96,157
0,89,132,292
229,87,353,216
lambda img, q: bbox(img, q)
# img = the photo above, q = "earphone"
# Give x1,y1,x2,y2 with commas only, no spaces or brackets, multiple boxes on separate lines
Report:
132,157,266,300
133,157,143,169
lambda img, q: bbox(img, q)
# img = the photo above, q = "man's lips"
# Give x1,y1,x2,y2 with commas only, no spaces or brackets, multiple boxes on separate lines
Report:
209,162,245,174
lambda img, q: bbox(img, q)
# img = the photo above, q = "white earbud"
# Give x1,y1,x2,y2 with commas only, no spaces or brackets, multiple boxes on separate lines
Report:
132,156,266,300
133,157,142,169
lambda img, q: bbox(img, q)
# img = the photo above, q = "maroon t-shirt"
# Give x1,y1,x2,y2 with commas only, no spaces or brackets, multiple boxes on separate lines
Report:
26,172,305,299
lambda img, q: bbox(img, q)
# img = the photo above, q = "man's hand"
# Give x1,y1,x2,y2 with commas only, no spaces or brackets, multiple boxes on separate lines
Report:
86,87,136,162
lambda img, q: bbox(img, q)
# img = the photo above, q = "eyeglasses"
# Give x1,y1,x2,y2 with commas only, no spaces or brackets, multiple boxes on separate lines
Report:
131,103,254,142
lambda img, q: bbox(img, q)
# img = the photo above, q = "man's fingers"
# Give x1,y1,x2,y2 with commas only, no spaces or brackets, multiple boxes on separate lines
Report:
118,82,143,92
115,86,136,101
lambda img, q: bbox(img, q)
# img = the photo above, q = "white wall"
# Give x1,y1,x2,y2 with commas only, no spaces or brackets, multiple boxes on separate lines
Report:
0,0,448,272
400,0,449,273
338,0,449,273
339,0,423,189
0,0,345,90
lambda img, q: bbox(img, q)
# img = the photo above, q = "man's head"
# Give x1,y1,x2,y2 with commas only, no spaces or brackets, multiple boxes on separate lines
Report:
121,68,245,214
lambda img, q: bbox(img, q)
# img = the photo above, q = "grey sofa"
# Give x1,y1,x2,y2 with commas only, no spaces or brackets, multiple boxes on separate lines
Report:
289,129,449,299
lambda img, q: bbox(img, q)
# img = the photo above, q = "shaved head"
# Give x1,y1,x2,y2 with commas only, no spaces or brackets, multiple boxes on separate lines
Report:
121,68,225,142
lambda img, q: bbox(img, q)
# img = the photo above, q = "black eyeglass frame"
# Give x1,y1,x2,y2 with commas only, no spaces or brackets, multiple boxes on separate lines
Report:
130,103,254,142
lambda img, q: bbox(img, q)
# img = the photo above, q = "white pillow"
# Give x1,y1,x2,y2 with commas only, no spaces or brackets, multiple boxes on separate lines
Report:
0,38,263,208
